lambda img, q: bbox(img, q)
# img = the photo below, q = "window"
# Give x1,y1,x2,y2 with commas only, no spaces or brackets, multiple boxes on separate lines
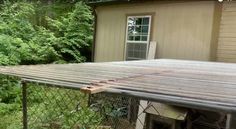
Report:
125,15,151,60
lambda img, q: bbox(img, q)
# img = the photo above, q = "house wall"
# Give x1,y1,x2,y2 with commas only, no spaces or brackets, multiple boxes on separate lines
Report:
94,1,219,62
217,1,236,63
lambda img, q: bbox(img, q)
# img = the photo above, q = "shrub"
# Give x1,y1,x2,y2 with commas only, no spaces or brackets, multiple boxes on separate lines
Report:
0,1,95,128
47,2,93,62
0,1,60,65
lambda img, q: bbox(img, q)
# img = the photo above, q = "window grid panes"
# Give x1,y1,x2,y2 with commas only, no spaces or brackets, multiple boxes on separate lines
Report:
126,43,147,60
127,17,150,42
126,16,151,60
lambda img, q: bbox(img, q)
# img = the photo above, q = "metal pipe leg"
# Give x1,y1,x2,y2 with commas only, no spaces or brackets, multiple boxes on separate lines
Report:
22,81,28,129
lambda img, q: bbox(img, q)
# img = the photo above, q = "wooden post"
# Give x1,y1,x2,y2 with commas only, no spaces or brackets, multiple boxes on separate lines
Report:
135,41,157,129
147,41,157,60
135,100,148,129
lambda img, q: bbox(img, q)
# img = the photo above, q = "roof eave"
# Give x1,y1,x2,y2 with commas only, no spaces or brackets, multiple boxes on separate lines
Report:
86,0,134,6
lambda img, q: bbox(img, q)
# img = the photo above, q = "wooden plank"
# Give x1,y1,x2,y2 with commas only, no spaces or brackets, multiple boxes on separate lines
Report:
144,103,187,120
80,84,109,94
226,113,236,129
147,41,157,60
226,114,231,129
135,100,148,129
135,41,157,129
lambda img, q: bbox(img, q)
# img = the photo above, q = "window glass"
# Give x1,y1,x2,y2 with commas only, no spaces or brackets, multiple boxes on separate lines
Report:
126,43,148,60
141,26,148,35
143,18,150,25
135,26,141,35
128,18,135,26
126,16,151,60
136,18,142,25
135,36,141,41
127,16,150,42
128,36,134,41
141,36,147,41
128,26,134,34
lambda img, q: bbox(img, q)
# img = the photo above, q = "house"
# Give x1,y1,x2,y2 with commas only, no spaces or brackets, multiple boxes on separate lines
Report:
87,0,236,129
89,0,236,63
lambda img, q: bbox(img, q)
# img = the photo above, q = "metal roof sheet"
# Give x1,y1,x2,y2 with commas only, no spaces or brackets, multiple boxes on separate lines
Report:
1,59,236,112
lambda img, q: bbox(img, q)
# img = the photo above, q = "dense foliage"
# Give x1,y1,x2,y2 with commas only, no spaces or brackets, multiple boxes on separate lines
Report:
0,1,93,65
0,1,59,65
47,2,93,62
26,85,102,129
0,1,94,128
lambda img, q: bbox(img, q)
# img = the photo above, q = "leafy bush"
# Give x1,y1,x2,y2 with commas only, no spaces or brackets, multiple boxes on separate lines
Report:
0,1,60,65
0,1,95,128
0,109,22,129
47,1,93,62
0,1,93,64
0,2,60,127
0,76,22,129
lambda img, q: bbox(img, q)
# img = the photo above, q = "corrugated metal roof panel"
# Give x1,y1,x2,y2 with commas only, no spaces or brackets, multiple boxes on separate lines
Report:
1,59,236,112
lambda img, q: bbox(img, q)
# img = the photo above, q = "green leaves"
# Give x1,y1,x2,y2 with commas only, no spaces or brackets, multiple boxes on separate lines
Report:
0,1,94,128
0,1,93,65
0,35,23,65
47,1,93,62
0,1,60,65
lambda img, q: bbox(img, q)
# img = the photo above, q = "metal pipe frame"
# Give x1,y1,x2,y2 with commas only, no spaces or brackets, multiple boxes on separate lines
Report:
106,88,236,129
19,80,236,129
22,81,28,129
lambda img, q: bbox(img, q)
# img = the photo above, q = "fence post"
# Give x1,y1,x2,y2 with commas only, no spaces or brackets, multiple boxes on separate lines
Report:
87,94,92,107
22,81,28,129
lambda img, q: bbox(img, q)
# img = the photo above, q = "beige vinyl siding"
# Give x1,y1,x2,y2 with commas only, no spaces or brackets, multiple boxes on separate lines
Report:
94,1,217,62
95,7,126,62
217,2,236,63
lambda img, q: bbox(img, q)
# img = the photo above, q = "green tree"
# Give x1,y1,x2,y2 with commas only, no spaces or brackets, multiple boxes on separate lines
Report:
47,1,93,62
0,1,95,128
0,1,60,65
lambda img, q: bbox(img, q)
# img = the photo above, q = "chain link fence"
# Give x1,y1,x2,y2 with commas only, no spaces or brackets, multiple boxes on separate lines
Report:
24,83,141,129
22,83,227,129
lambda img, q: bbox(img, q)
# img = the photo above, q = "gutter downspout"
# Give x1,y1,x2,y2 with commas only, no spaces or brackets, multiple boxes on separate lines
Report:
91,6,97,62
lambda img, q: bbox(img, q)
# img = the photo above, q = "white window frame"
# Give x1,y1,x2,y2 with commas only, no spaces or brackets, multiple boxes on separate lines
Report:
124,15,152,60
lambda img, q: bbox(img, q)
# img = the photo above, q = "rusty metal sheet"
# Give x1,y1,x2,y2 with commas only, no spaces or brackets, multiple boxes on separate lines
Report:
1,59,236,112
